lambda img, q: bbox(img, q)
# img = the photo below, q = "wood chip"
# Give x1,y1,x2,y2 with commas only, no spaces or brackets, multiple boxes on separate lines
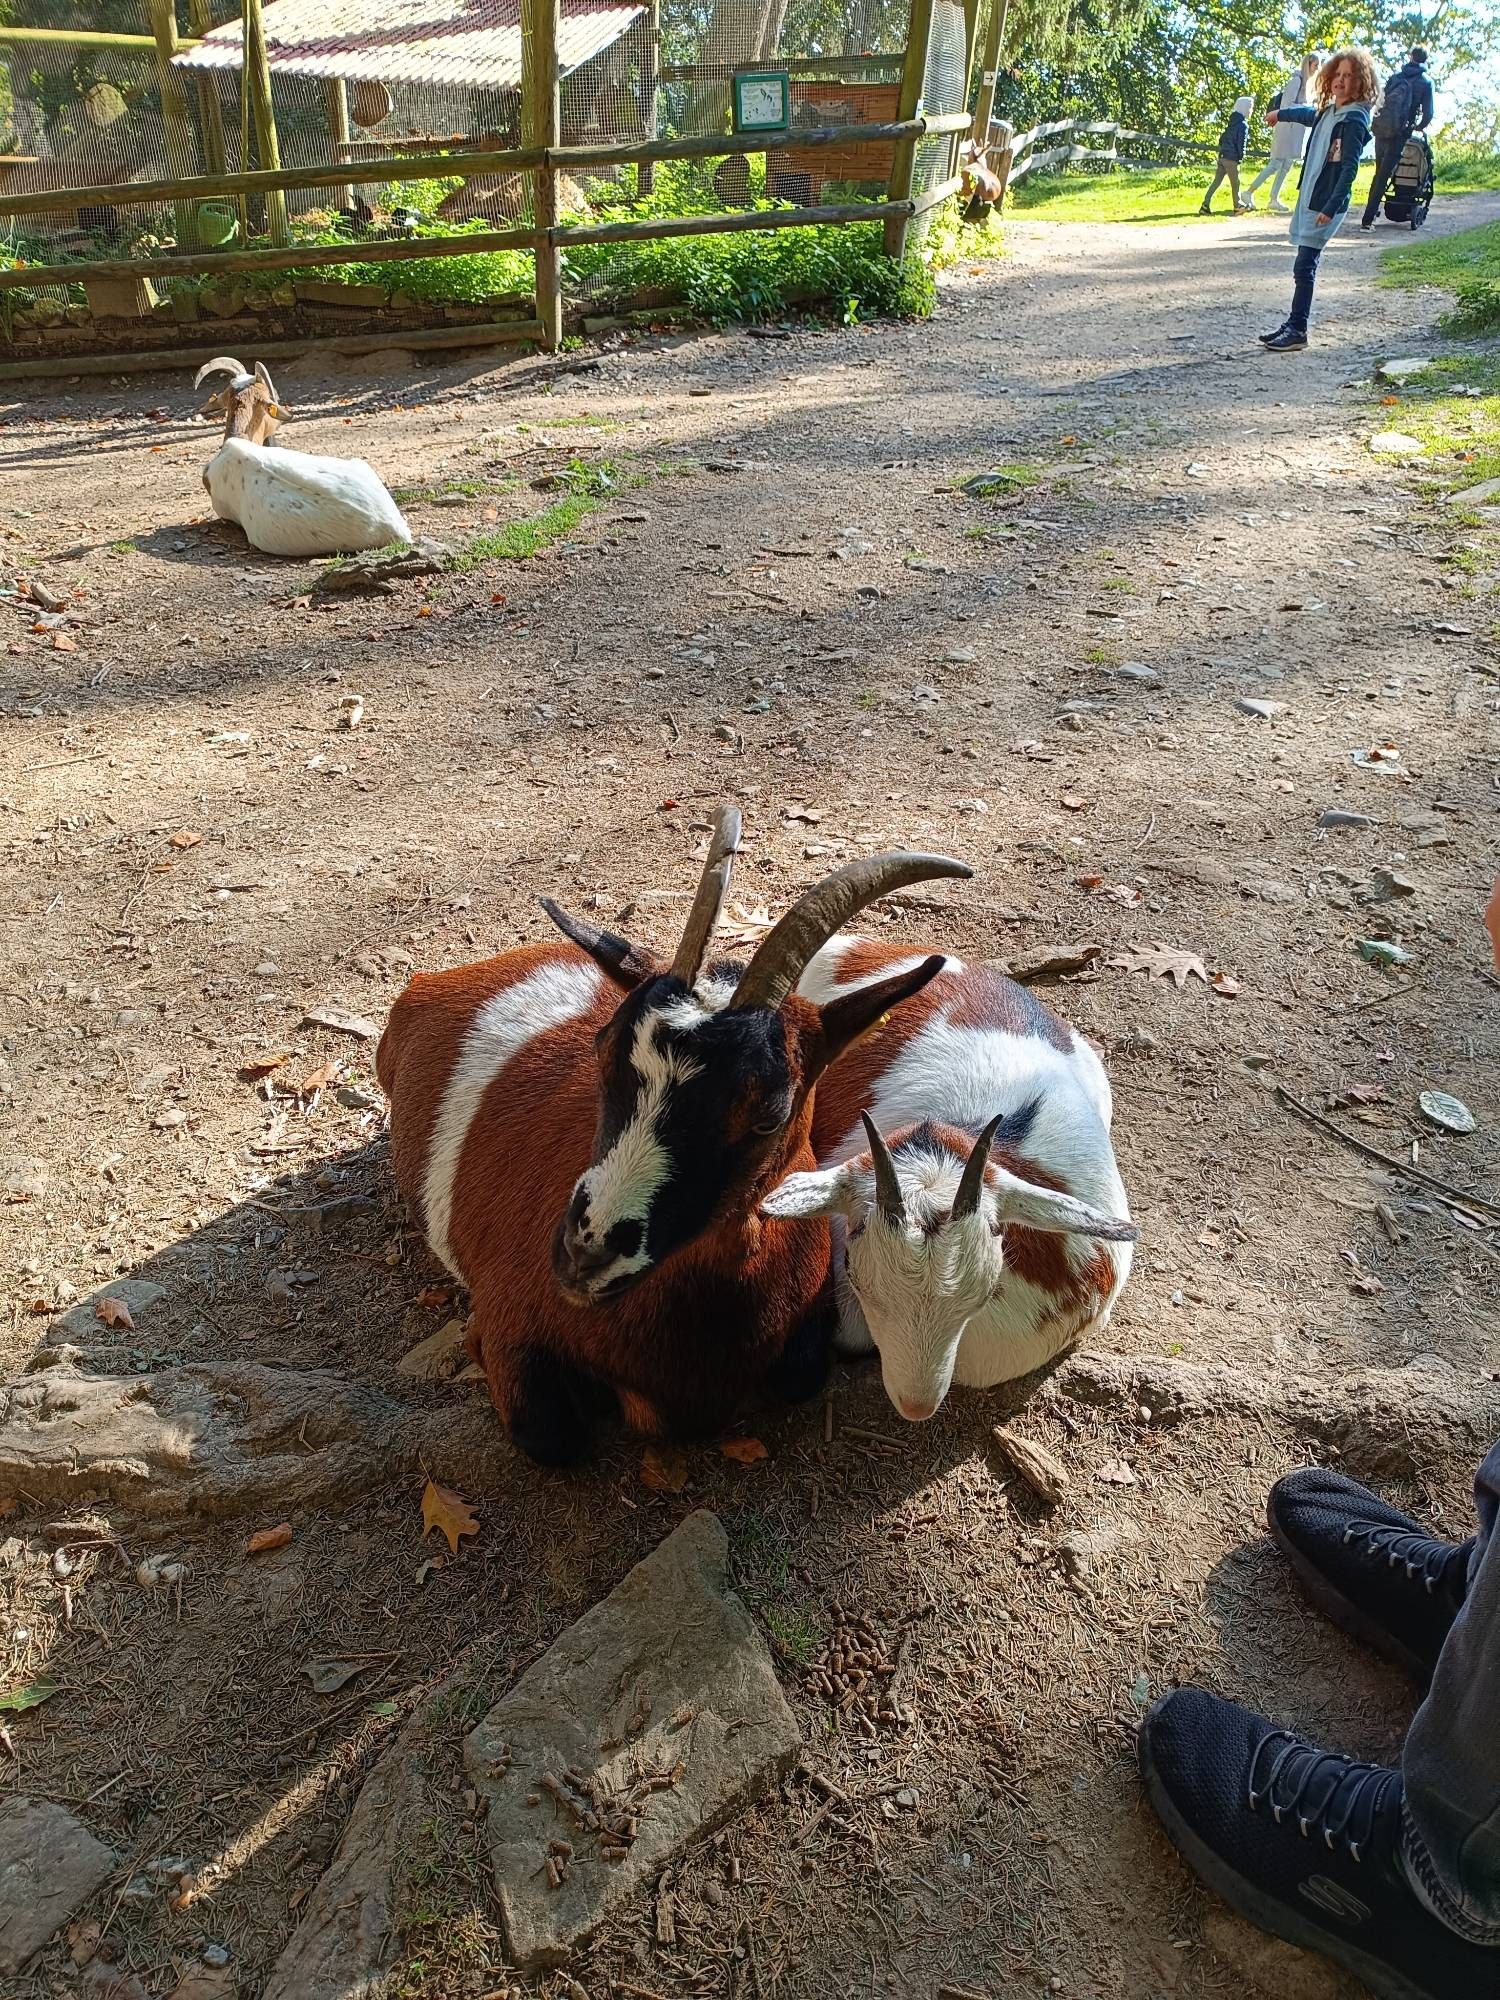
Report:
992,1427,1069,1505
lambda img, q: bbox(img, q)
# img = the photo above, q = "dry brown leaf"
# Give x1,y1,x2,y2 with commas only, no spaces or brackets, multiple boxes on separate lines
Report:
720,1436,769,1465
1106,883,1143,906
1096,1458,1138,1486
94,1296,135,1330
641,1445,691,1493
167,829,202,851
1209,971,1240,999
1076,873,1104,891
421,1477,479,1552
246,1522,293,1556
51,632,77,653
300,1060,340,1095
240,1053,289,1081
1108,944,1209,990
1059,792,1090,812
0,1497,17,1520
416,1284,451,1311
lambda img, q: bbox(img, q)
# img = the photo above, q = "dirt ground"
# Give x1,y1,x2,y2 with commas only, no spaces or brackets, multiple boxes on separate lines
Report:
3,194,1499,2000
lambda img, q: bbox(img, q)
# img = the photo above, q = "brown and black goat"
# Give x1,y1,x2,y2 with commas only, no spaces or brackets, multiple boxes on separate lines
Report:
377,812,969,1463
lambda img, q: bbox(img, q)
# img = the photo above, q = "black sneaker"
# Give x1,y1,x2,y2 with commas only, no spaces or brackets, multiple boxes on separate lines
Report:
1139,1688,1499,2000
1258,321,1291,344
1268,1467,1473,1681
1262,327,1308,351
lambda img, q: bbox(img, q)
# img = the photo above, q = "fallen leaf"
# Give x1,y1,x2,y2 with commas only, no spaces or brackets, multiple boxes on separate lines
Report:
0,1677,59,1712
1209,971,1240,999
167,829,202,851
641,1445,691,1493
1106,883,1143,906
720,1436,769,1464
52,632,77,652
300,1060,340,1095
246,1522,293,1556
421,1478,479,1552
95,1296,136,1330
416,1285,451,1311
1076,873,1104,891
303,1002,378,1040
1060,792,1090,812
240,1052,290,1081
1350,1271,1386,1295
0,1498,15,1520
1096,1458,1137,1486
1108,944,1209,990
302,1656,373,1694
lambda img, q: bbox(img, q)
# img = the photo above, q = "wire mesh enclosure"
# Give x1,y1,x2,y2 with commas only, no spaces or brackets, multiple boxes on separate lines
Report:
0,0,976,370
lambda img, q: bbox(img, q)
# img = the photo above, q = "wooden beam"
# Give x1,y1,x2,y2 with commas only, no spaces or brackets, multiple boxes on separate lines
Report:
186,0,228,178
556,197,912,248
522,0,562,352
0,26,201,49
241,0,289,244
971,0,1010,148
0,317,546,382
325,77,353,197
0,227,533,291
147,0,200,250
640,0,661,195
884,0,935,258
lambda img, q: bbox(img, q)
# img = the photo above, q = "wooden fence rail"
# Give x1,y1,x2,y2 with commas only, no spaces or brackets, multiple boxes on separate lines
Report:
1005,117,1218,183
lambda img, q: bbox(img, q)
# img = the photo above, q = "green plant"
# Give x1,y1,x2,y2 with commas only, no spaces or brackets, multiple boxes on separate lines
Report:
448,456,632,569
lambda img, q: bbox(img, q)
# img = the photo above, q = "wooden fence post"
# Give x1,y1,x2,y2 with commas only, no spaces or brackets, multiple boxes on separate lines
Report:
242,0,289,244
883,0,935,258
640,0,661,196
147,0,200,249
325,77,353,197
186,0,227,176
522,0,563,351
971,0,1009,148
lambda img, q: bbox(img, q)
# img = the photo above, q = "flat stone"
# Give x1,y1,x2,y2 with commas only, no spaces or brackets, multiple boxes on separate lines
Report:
1234,696,1285,719
466,1510,800,1970
1450,475,1500,509
1368,431,1425,456
1374,357,1432,385
53,1279,166,1341
0,1798,115,1972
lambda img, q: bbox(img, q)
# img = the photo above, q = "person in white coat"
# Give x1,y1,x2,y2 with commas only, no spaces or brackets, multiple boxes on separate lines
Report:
1240,53,1320,212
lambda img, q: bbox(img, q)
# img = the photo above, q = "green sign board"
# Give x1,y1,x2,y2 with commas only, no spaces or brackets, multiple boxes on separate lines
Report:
732,68,792,133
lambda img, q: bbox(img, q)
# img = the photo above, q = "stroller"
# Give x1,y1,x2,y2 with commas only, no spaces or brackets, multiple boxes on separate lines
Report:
1384,131,1434,229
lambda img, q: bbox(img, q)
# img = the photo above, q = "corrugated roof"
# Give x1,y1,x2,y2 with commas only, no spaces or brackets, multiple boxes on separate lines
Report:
174,0,644,89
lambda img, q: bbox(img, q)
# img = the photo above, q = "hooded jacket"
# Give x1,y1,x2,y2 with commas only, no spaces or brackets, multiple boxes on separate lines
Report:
1277,99,1373,245
1380,59,1435,134
1217,101,1251,161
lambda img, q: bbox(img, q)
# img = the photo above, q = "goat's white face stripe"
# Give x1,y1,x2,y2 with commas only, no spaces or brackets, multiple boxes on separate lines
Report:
423,958,601,1276
572,1004,702,1290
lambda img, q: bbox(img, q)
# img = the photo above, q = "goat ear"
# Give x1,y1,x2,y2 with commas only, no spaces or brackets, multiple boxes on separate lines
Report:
990,1168,1138,1243
761,1163,856,1221
807,954,946,1083
539,898,658,991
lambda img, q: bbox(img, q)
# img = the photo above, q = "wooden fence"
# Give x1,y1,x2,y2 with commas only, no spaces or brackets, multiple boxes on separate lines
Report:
0,0,980,378
1004,117,1217,184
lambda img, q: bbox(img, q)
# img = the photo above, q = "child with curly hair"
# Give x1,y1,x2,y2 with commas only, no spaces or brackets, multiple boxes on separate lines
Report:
1259,48,1379,351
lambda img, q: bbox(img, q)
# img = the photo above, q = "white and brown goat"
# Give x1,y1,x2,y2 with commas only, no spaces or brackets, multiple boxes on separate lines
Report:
377,815,970,1464
762,939,1135,1421
194,356,410,558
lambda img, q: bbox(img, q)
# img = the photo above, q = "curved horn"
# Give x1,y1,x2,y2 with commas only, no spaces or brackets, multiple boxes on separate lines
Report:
730,850,973,1013
254,360,279,401
669,803,742,987
861,1112,906,1227
951,1111,1006,1221
193,356,246,389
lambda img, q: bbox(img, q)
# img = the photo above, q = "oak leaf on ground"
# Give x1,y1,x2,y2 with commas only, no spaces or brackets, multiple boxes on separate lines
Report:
95,1296,135,1330
720,1436,770,1465
421,1477,479,1552
641,1445,691,1493
1108,944,1209,990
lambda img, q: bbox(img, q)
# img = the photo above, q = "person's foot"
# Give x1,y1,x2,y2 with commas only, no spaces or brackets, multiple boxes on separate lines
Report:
1199,205,1212,215
1140,1690,1500,2000
1258,321,1290,344
1270,201,1292,214
1268,1467,1473,1680
1262,327,1308,351
1237,198,1254,210
1361,221,1375,232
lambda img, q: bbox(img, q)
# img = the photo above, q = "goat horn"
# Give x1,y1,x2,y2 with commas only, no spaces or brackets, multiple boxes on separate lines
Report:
861,1112,906,1226
254,360,279,400
669,803,742,988
730,851,973,1013
193,356,245,389
951,1111,1007,1221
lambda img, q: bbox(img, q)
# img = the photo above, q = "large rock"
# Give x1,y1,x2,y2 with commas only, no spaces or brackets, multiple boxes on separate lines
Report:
0,1798,115,1973
0,1360,486,1520
466,1510,800,1970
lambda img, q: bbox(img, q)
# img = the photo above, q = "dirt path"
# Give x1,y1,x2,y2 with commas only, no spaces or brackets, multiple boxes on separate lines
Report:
2,197,1497,2000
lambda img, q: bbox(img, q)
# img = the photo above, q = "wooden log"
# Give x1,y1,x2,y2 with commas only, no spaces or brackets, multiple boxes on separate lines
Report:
148,0,200,250
242,0,289,244
521,0,561,353
0,227,532,291
0,117,969,223
0,317,546,382
0,26,201,49
884,0,935,259
909,171,963,217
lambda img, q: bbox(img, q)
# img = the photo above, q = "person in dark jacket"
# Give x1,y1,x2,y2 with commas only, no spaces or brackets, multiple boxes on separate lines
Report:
1199,96,1252,213
1361,47,1436,228
1258,49,1377,350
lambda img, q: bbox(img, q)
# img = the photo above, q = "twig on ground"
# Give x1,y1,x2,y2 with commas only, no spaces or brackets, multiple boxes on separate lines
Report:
1348,980,1417,1013
1275,1084,1500,1223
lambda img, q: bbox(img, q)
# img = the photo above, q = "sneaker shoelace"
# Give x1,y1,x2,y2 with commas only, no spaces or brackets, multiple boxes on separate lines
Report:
1346,1519,1462,1595
1247,1732,1400,1861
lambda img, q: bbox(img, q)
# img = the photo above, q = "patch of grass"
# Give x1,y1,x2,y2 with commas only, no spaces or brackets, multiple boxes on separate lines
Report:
393,474,518,505
1382,221,1500,336
963,463,1042,496
448,455,632,569
1083,643,1116,663
729,1506,823,1664
1101,575,1138,592
109,539,135,554
1012,158,1387,226
1367,348,1500,497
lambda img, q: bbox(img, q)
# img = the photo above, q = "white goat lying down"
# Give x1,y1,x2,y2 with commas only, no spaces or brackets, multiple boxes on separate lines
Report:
193,357,411,559
764,938,1137,1421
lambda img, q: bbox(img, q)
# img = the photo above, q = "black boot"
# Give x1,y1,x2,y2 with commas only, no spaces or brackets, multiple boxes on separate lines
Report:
1140,1689,1500,2000
1268,1467,1473,1681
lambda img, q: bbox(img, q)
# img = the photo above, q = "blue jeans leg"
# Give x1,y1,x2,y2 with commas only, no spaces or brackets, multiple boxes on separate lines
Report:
1402,1441,1500,1941
1288,245,1322,332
